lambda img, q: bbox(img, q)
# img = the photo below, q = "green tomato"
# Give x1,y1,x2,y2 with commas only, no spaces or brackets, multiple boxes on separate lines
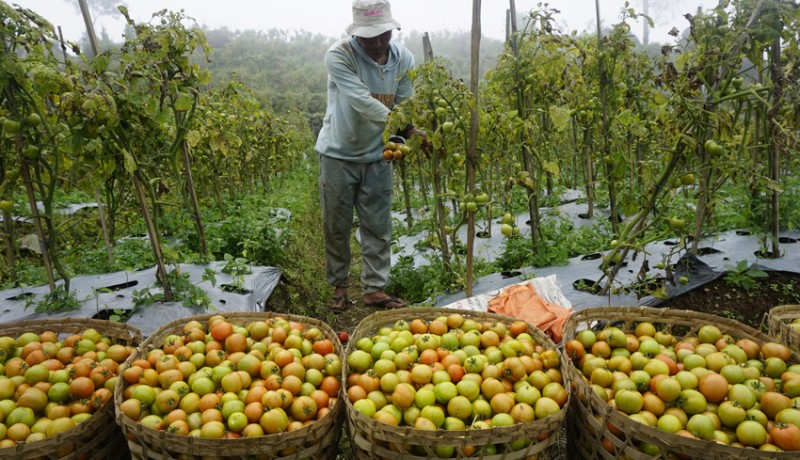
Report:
3,119,21,135
500,224,513,237
704,140,724,155
24,113,41,127
679,276,689,285
435,107,447,118
667,217,685,232
464,201,477,212
680,174,695,186
442,121,454,133
0,200,13,212
23,145,40,159
436,98,448,108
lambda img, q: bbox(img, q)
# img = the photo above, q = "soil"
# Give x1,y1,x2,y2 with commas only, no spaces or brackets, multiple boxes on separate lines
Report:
651,270,800,331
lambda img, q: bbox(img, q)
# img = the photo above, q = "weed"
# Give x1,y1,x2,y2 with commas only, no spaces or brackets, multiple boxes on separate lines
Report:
131,267,215,311
220,253,251,293
723,260,768,292
26,285,84,314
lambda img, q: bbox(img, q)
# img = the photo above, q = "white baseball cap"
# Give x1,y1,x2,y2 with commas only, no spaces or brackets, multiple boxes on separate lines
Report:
346,0,402,38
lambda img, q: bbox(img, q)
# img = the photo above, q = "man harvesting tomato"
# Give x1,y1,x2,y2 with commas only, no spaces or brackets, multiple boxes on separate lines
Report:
316,0,422,311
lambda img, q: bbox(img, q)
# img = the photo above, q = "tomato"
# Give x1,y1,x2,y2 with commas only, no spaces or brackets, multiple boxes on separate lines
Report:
615,389,643,415
736,420,767,446
260,408,289,434
3,119,21,134
347,350,372,374
698,372,728,403
703,140,724,155
678,389,707,415
490,393,515,414
697,324,722,343
390,382,415,409
761,391,792,419
686,414,715,440
534,397,561,419
762,342,791,361
68,376,95,399
656,413,683,433
210,321,233,342
769,423,800,450
0,200,13,212
200,420,225,438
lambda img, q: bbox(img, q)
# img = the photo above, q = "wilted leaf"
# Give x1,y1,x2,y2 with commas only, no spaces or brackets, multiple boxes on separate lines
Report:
186,129,202,147
548,105,571,132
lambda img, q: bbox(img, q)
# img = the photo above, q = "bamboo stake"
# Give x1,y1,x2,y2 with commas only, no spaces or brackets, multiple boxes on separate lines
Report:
78,0,99,57
94,189,114,264
133,172,173,301
2,209,16,283
465,0,481,297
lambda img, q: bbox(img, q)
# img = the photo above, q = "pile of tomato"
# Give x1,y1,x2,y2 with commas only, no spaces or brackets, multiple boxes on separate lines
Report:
117,315,342,452
346,312,567,457
0,327,134,453
566,322,800,453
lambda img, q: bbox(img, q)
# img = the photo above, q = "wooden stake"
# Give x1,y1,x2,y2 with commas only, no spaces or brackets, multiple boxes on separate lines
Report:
465,0,481,297
94,189,114,264
78,0,100,57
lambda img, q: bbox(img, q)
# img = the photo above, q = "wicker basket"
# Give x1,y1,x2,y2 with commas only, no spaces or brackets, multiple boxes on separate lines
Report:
766,304,800,352
114,311,345,460
0,317,142,460
345,307,568,460
564,306,799,460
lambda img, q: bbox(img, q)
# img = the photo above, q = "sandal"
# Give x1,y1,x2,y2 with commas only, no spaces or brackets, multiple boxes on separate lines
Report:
364,295,405,309
330,294,350,312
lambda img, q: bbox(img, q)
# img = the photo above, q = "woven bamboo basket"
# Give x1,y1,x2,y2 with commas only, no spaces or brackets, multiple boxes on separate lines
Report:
0,317,142,460
114,311,345,460
766,304,800,352
564,306,800,460
345,307,568,460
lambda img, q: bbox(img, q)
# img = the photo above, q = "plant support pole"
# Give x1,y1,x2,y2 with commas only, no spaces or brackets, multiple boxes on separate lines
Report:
95,189,114,264
20,159,56,292
133,171,173,301
465,0,481,297
78,0,100,57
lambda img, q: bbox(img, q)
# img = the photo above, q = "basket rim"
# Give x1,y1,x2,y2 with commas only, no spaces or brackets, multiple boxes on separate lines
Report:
114,311,346,456
0,318,142,457
343,306,569,446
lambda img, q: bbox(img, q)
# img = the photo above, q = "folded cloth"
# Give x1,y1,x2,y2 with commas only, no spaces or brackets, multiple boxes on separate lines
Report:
487,283,573,343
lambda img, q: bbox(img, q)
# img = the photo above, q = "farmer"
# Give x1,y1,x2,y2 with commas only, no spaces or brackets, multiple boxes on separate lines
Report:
315,0,421,311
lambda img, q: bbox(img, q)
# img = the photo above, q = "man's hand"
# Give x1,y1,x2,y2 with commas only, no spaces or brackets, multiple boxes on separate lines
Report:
408,127,427,139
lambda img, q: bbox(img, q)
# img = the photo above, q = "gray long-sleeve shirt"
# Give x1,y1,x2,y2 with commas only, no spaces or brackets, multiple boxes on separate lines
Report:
315,36,414,163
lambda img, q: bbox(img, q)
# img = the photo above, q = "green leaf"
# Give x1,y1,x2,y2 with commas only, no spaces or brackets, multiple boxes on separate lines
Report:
202,268,217,287
174,93,192,112
615,109,634,126
122,149,136,174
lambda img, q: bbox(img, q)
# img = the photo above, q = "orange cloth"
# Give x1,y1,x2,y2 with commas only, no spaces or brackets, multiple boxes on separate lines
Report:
487,283,573,343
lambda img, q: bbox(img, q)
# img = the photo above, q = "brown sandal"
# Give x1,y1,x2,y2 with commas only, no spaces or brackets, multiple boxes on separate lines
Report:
330,295,350,312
